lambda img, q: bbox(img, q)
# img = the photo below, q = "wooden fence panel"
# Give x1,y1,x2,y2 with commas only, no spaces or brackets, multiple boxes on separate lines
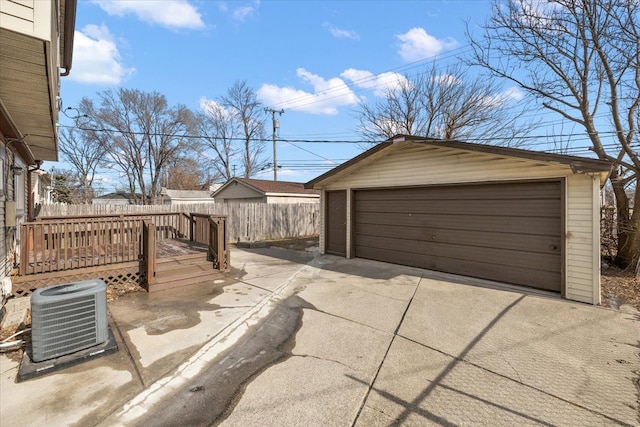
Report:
39,203,320,242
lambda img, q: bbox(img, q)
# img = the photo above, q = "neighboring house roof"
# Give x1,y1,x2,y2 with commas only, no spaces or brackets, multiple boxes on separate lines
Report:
306,134,613,188
163,189,214,200
214,178,320,197
93,192,141,201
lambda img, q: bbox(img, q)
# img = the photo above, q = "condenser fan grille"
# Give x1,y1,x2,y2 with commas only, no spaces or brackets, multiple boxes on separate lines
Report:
31,280,108,362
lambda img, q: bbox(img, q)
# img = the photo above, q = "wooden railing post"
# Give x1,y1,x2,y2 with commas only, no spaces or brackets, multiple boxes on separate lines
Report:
208,215,229,272
143,221,156,286
19,223,28,276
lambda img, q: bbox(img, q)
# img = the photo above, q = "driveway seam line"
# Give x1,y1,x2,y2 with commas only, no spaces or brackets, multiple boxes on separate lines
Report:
350,274,423,427
395,334,633,426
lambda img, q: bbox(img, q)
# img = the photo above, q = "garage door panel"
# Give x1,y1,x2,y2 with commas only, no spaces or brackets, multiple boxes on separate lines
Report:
355,234,560,273
355,212,561,237
355,199,560,218
355,223,561,255
355,246,561,291
355,182,561,202
353,181,562,291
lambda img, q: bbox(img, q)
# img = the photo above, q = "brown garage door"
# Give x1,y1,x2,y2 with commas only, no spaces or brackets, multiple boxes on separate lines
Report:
354,181,562,292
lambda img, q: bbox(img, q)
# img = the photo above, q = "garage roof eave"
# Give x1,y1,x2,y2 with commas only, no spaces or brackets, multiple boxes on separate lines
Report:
305,140,393,189
304,134,613,189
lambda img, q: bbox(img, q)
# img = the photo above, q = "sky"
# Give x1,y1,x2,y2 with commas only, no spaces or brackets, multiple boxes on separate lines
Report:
58,0,528,191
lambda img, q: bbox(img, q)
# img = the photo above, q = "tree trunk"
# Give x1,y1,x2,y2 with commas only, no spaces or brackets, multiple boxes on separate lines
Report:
611,176,640,269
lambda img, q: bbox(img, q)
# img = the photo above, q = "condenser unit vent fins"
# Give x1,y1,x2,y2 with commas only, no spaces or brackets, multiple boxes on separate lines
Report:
31,279,108,362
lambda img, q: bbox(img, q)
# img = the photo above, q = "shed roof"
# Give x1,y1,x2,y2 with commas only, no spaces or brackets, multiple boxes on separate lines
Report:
163,189,214,199
305,134,612,188
214,178,320,197
93,191,141,200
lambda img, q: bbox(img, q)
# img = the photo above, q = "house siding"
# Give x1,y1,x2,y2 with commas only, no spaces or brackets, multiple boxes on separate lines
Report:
0,0,53,41
1,147,20,287
215,184,264,202
565,174,600,304
319,142,601,304
0,0,35,33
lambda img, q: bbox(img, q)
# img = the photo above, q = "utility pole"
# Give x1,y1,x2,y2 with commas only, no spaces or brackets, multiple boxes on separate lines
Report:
265,108,284,181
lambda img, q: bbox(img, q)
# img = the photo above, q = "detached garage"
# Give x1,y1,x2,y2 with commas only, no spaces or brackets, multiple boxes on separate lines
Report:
306,135,611,305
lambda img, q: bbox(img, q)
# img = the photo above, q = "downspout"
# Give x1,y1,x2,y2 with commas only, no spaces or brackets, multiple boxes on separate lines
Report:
59,0,77,76
27,161,43,221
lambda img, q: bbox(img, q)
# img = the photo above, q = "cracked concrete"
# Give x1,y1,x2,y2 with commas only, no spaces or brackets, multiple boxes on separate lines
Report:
1,247,638,426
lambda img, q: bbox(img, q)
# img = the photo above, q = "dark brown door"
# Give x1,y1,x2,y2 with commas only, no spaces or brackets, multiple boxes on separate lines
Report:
326,190,347,256
353,182,562,292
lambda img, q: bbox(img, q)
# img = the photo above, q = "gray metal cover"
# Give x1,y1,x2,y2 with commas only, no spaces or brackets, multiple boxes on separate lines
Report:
31,279,108,362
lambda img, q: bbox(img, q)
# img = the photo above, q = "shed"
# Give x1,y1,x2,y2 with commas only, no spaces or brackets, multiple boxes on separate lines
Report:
213,178,320,203
92,192,142,206
161,187,219,206
305,135,612,304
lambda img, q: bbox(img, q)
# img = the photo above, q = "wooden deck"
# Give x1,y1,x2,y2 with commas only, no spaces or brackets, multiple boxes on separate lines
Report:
13,213,229,296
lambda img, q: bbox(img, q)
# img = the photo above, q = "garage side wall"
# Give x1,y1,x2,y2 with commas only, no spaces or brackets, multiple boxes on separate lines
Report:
319,143,600,304
565,174,600,304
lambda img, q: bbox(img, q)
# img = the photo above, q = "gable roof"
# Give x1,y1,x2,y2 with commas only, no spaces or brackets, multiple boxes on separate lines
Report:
93,191,142,200
163,189,214,199
213,178,320,197
305,134,612,188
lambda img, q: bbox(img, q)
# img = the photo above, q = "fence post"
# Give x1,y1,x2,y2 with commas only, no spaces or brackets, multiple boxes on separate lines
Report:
143,221,156,286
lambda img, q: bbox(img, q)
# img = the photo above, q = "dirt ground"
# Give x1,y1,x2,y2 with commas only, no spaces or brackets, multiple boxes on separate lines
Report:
601,266,640,310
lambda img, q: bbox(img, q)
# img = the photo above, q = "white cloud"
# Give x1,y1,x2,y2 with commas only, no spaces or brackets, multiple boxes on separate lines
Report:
218,1,259,22
199,97,234,119
341,69,407,96
257,68,360,115
396,27,459,62
69,25,135,85
232,6,254,21
323,23,359,40
431,73,462,86
481,87,525,108
92,0,205,30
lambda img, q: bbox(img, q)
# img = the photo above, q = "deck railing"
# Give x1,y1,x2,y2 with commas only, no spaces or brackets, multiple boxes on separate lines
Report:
20,213,229,276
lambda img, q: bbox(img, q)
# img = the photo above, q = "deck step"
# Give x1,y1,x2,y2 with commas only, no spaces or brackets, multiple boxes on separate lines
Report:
155,256,211,272
149,255,221,293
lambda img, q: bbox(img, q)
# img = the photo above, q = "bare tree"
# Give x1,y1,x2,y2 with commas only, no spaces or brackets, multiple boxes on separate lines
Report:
469,0,640,268
194,102,236,181
356,64,533,146
221,80,266,177
164,156,216,190
90,88,195,204
59,98,107,203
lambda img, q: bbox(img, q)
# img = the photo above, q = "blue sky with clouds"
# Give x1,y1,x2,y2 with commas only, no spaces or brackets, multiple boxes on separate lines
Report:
60,0,520,187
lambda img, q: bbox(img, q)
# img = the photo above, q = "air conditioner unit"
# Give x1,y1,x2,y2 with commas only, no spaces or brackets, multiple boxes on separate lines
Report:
31,279,108,362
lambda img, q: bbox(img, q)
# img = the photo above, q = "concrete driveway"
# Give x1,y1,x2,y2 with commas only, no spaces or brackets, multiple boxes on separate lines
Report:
1,247,638,426
217,251,639,427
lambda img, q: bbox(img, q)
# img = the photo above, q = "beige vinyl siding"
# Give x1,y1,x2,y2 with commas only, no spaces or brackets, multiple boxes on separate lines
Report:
565,174,599,304
215,184,264,202
321,142,601,304
1,148,16,282
0,0,34,33
0,0,52,41
325,144,571,190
